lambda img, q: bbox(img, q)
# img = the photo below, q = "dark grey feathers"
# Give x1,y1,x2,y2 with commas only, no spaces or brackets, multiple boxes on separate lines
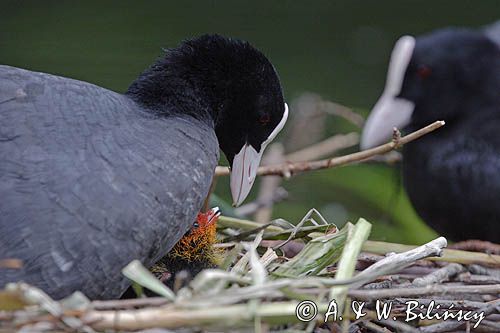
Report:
0,65,219,299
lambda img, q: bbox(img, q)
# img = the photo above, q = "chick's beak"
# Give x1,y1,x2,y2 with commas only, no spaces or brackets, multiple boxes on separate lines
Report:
230,103,289,206
207,206,221,224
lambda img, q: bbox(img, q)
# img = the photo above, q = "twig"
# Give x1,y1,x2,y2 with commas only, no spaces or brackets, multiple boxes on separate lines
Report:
481,320,500,331
469,265,500,279
217,216,283,233
486,313,500,321
215,120,445,177
412,263,465,286
360,320,393,333
392,127,402,148
320,100,365,127
360,310,419,333
82,301,314,331
419,300,500,332
6,283,91,332
351,237,447,289
91,297,169,310
362,280,394,290
375,318,419,333
363,240,500,267
393,266,437,276
349,284,500,300
456,273,500,285
284,132,359,162
394,298,488,310
449,240,500,255
367,150,402,164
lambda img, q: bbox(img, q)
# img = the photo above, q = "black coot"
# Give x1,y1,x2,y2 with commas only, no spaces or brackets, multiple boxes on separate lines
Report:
361,23,500,242
0,34,288,299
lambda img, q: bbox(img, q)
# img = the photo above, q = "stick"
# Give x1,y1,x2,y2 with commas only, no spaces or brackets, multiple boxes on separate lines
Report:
284,132,359,162
394,298,488,310
449,240,500,255
82,301,312,331
362,240,500,267
214,120,445,177
360,320,394,333
91,297,169,310
351,237,447,289
469,265,500,279
412,263,465,287
320,100,365,127
456,273,500,284
419,300,500,332
349,284,500,300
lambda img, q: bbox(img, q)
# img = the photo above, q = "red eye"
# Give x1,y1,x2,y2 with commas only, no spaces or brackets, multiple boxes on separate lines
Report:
417,65,432,79
259,114,271,125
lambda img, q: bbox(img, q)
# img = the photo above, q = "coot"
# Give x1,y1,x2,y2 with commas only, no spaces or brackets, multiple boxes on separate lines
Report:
0,34,288,298
361,24,500,242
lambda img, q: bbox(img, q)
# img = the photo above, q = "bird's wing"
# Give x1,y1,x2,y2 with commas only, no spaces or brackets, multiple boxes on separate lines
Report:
484,20,500,48
0,65,219,299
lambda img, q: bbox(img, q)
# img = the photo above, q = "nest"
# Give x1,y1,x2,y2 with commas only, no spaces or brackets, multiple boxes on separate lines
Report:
1,209,499,333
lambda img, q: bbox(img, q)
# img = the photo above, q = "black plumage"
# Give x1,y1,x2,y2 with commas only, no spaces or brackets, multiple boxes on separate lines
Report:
0,34,286,299
362,24,500,242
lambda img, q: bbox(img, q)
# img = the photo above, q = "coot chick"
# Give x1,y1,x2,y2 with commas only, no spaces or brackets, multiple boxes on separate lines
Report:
152,207,222,288
361,24,500,242
0,34,288,299
121,207,222,298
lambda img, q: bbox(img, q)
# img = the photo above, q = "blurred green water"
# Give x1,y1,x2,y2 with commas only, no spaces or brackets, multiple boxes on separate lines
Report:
1,1,497,242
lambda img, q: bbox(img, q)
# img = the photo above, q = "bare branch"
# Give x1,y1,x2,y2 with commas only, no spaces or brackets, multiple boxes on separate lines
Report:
320,100,365,127
350,237,448,289
449,240,500,255
215,120,445,177
412,263,465,287
348,284,500,300
284,132,359,162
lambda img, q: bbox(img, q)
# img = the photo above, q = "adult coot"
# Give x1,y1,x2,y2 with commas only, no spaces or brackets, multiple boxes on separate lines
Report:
361,24,500,242
0,34,288,299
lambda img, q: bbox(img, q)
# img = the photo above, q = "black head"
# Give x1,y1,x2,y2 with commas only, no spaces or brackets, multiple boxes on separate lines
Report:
177,35,286,163
127,34,288,206
361,27,500,149
399,28,500,128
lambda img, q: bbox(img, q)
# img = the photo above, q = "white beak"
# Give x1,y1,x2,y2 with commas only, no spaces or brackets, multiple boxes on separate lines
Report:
207,206,221,223
230,103,289,206
360,36,416,150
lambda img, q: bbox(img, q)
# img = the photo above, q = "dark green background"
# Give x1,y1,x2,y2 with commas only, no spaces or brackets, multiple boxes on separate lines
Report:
1,1,497,243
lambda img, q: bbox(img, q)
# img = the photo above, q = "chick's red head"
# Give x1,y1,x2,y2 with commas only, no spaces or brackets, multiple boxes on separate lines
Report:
169,207,221,262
